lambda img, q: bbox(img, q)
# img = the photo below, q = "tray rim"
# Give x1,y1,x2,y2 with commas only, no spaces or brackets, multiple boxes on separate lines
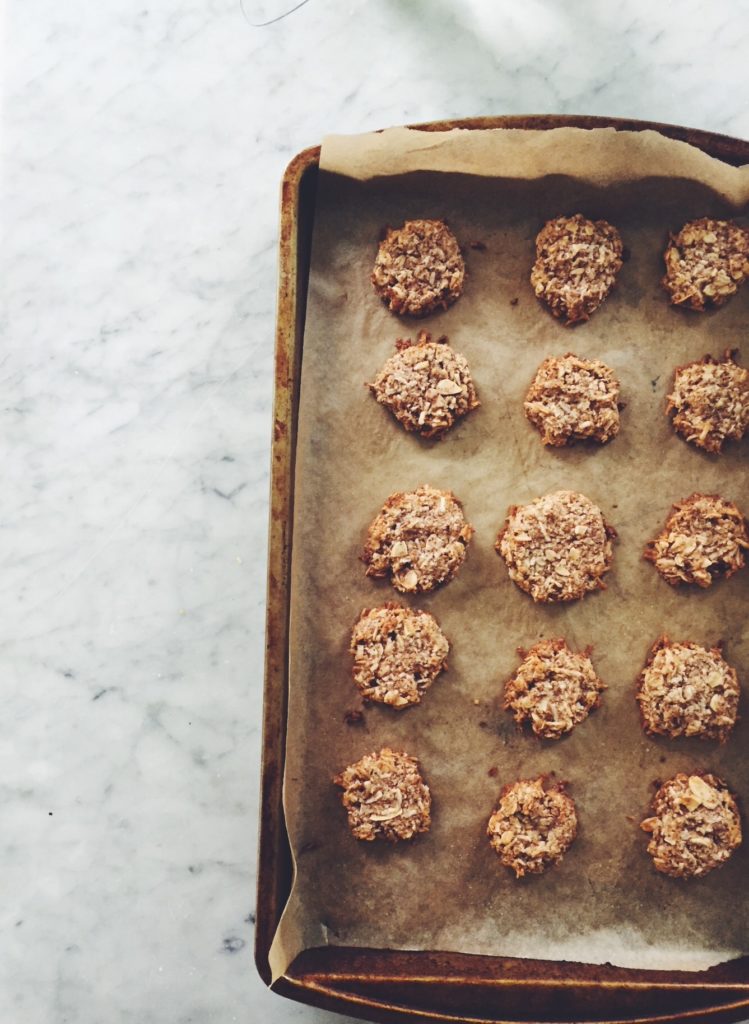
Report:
256,113,749,1024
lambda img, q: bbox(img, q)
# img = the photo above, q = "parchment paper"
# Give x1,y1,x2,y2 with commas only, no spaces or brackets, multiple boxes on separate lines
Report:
269,127,749,981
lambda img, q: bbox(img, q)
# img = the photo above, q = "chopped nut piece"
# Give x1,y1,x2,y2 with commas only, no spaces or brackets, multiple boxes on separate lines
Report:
364,484,473,594
487,776,577,877
368,331,479,438
333,748,431,842
530,214,623,324
636,636,740,742
644,493,748,588
640,772,741,878
350,604,449,708
662,218,749,311
372,219,465,317
667,349,748,453
524,352,621,446
504,638,604,739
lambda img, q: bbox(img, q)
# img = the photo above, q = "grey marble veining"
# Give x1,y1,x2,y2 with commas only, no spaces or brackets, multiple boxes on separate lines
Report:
1,1,747,1022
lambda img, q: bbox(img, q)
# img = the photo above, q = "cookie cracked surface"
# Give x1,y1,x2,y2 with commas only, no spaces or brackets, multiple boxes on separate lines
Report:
372,219,465,317
530,214,623,324
504,638,604,739
368,331,479,438
333,747,431,842
636,637,739,742
662,218,749,311
496,490,615,603
364,484,473,593
350,604,449,708
640,773,742,878
667,349,748,453
487,776,577,877
644,493,748,588
524,353,621,446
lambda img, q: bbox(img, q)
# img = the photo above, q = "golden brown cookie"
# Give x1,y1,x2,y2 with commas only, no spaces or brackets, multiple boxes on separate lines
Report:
640,773,742,878
636,637,739,742
368,331,479,438
487,776,577,877
644,493,748,588
372,219,465,317
524,352,621,446
496,490,616,602
364,484,473,593
530,214,623,324
350,604,449,708
662,218,749,311
667,349,748,453
504,638,605,739
333,747,431,842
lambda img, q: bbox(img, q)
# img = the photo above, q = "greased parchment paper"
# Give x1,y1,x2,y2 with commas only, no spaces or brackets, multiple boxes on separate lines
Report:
269,127,749,980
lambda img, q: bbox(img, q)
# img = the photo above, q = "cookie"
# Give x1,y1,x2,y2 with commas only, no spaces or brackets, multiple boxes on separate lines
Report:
667,349,749,453
372,219,465,317
350,604,449,708
368,331,479,438
644,493,748,588
524,353,621,446
530,214,623,324
640,773,742,878
487,776,577,877
364,484,473,593
333,747,431,842
496,490,616,603
636,637,739,742
504,638,604,739
662,218,749,311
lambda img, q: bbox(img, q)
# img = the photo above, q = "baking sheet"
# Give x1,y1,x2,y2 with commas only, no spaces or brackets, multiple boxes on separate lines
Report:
269,127,749,981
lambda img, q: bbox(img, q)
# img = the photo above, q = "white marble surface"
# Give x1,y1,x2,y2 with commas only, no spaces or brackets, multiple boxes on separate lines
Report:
2,1,748,1022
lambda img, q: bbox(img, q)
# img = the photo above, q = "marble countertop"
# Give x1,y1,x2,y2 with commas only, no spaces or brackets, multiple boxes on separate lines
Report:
3,1,748,1022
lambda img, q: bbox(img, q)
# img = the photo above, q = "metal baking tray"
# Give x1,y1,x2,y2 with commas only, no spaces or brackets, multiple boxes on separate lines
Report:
256,115,749,1024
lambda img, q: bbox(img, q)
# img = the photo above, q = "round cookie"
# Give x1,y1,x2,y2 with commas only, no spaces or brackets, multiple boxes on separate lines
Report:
350,604,449,708
364,484,473,594
667,349,748,453
496,490,616,603
504,638,605,739
524,352,621,446
368,331,479,438
636,637,740,742
644,492,748,588
530,213,623,324
372,219,465,317
640,773,742,878
333,747,431,842
662,218,749,311
487,776,577,877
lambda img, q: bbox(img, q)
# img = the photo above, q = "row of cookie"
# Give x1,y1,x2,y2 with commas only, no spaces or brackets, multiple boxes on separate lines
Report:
363,485,748,601
369,335,748,453
334,752,742,881
352,611,740,741
372,215,749,323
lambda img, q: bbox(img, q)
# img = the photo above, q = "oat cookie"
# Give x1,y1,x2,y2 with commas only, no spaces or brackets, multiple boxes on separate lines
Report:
372,219,465,317
496,490,615,603
667,349,749,453
333,747,431,842
364,484,473,593
636,637,739,742
368,331,479,438
524,353,621,446
530,214,623,324
504,638,604,739
641,773,742,878
644,493,748,588
662,218,749,311
487,776,577,877
350,604,449,708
